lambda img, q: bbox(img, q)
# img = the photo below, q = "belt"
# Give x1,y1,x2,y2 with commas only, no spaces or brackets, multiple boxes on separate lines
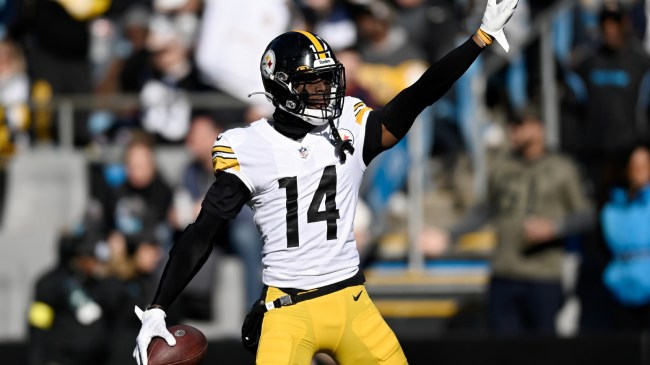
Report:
263,270,365,312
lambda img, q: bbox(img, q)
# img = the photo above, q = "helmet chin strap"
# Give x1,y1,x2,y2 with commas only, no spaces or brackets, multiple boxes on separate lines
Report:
327,119,354,162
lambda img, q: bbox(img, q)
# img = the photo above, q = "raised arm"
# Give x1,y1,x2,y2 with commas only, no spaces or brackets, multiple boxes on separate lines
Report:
362,0,519,162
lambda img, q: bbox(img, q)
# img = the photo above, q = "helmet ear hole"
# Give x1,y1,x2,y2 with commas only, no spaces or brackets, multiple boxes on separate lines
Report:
285,100,297,110
284,94,305,113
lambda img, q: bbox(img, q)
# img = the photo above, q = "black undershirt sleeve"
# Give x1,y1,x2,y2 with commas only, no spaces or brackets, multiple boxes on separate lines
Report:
151,172,251,310
362,115,385,165
363,37,483,164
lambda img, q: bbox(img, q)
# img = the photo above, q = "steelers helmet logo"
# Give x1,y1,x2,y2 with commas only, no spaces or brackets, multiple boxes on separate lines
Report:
262,50,276,77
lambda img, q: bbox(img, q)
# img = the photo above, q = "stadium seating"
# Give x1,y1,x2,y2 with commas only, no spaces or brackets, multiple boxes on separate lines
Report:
153,146,192,188
0,147,88,341
184,255,246,340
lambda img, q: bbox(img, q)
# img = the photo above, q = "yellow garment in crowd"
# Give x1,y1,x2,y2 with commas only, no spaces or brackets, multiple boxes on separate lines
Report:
356,60,428,106
55,0,111,21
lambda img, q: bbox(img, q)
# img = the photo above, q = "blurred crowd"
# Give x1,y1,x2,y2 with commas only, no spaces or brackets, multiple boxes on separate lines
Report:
0,0,649,364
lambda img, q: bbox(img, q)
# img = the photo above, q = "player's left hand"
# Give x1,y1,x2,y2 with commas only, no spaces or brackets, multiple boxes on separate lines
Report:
133,306,176,365
480,0,520,52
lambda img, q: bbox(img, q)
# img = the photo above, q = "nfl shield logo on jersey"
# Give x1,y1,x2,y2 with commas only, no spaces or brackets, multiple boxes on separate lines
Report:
298,146,310,158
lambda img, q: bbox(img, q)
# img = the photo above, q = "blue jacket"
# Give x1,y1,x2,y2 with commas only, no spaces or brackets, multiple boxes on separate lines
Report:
601,185,650,306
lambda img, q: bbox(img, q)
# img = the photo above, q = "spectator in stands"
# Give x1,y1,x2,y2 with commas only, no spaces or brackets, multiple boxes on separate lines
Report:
336,46,379,109
563,1,650,333
420,105,595,335
194,0,305,123
100,132,170,283
352,0,428,105
87,132,174,362
0,37,29,154
600,143,650,332
84,4,152,144
139,2,209,143
27,227,126,365
0,0,18,39
118,4,153,93
11,0,111,145
12,0,110,92
571,0,606,50
175,114,225,222
565,1,650,205
393,0,460,65
299,0,357,51
0,36,28,225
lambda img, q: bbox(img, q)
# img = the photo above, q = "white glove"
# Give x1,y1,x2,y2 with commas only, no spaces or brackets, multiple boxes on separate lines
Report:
480,0,520,52
133,306,177,365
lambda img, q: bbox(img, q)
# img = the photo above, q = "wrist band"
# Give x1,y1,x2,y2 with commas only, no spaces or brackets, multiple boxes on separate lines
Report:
147,304,165,311
476,29,494,46
475,34,487,48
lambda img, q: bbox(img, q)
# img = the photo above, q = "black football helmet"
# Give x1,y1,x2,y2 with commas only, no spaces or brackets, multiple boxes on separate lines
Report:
259,30,346,126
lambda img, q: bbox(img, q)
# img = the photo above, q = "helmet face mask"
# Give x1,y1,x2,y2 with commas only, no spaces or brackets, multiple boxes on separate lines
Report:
290,65,345,124
260,31,346,126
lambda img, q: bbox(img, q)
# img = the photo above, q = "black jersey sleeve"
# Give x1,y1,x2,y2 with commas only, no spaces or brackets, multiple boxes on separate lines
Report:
201,171,252,219
151,172,251,309
362,113,387,165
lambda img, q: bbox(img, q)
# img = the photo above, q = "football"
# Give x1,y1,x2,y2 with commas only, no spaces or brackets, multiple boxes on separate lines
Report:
147,324,208,365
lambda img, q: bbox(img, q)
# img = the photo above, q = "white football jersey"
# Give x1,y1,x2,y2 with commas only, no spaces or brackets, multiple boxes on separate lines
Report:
211,96,373,289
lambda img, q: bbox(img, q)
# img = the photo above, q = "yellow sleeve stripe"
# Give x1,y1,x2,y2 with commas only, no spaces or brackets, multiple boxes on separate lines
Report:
355,107,373,125
354,104,370,115
29,301,54,330
213,156,240,172
212,145,234,154
353,101,364,111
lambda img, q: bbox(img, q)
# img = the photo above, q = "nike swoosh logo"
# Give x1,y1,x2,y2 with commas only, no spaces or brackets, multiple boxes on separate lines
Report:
353,290,363,301
216,135,222,141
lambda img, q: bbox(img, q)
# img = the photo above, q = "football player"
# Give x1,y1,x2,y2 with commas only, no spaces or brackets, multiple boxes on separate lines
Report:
134,1,519,364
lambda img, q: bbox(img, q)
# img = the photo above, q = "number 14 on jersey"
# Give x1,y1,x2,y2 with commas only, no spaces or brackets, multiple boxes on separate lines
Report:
278,165,340,247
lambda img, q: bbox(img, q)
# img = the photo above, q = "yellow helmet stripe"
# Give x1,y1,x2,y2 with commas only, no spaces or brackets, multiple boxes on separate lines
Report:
293,30,326,59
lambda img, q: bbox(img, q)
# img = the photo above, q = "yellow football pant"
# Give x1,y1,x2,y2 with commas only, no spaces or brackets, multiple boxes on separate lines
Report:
256,284,408,365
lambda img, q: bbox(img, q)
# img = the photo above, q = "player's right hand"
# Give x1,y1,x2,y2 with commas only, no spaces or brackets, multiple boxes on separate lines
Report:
133,306,176,365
